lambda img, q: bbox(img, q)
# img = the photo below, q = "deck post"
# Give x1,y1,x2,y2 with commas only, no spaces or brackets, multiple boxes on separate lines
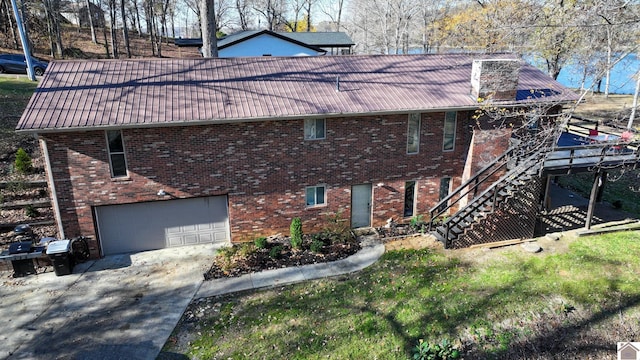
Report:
542,175,552,211
585,170,603,230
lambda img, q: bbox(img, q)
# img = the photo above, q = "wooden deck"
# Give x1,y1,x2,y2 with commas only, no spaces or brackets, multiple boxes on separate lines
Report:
543,143,640,174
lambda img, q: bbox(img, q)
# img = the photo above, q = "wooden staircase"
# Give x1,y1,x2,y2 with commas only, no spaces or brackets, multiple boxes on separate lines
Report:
429,149,545,248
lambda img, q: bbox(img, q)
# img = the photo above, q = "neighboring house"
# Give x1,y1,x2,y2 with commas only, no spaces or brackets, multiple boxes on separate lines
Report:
60,2,105,28
16,54,576,258
174,30,354,57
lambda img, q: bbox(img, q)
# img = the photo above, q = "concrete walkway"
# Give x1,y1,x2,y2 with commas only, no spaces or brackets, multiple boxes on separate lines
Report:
1,237,385,360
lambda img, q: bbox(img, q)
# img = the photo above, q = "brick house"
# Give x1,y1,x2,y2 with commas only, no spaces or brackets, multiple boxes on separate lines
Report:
16,54,576,257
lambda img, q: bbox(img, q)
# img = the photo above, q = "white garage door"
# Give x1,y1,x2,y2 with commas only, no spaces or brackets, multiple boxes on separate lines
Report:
95,196,230,255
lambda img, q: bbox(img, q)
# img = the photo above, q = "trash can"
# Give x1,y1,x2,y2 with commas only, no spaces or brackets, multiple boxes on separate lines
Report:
46,240,74,276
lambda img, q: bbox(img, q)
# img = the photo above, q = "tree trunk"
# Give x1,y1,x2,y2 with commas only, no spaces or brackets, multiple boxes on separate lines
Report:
133,0,142,36
42,0,63,58
4,0,20,49
200,0,217,57
628,66,640,130
43,0,55,57
153,4,162,56
120,0,131,57
235,0,247,30
51,0,63,57
145,0,154,55
86,0,97,43
102,25,110,57
604,26,612,98
305,0,311,32
109,0,119,58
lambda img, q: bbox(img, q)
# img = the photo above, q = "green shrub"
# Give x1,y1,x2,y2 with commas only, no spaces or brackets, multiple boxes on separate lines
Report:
238,242,255,257
216,246,238,272
413,338,460,360
290,217,303,249
14,148,33,174
410,214,427,233
269,245,283,259
310,239,324,253
25,204,40,218
320,212,354,244
254,236,268,249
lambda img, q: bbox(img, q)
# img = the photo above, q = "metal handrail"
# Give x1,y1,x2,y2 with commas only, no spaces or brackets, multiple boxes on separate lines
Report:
428,146,517,227
435,151,543,247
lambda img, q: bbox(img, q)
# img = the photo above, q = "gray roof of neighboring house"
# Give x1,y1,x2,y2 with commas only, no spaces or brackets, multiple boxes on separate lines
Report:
280,32,354,47
175,30,354,49
16,54,578,132
217,30,327,52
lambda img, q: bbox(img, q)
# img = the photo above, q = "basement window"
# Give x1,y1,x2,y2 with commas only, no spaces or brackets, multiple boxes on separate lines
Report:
437,177,452,212
306,185,326,207
443,111,457,151
407,113,420,154
304,119,326,140
404,181,416,217
106,130,128,178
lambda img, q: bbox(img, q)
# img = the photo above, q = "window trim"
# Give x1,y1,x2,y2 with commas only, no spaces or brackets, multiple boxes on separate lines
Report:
305,185,327,207
443,111,457,152
407,113,421,154
304,118,326,140
105,130,128,178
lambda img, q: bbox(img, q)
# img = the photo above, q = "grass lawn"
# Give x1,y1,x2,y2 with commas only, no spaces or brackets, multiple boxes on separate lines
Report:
162,231,640,359
0,76,38,96
0,77,38,174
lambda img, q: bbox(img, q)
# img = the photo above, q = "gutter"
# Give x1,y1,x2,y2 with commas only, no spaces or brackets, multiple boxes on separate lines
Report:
15,101,576,134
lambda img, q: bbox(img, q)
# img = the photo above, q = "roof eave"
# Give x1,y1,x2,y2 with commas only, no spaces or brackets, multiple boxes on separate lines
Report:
18,106,486,134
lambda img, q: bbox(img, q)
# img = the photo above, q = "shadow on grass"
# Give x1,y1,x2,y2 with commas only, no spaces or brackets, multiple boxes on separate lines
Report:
170,241,640,359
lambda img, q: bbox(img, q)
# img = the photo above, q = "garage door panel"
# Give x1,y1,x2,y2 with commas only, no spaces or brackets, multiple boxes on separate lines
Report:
97,196,230,255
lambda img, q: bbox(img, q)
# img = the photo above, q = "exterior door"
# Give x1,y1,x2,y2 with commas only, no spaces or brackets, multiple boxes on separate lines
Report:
351,184,372,228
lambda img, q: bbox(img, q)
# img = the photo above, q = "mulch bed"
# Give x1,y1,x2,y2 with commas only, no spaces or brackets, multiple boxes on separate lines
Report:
203,237,361,280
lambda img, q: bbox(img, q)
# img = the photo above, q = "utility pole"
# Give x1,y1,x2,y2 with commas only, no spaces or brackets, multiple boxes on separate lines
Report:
10,0,35,81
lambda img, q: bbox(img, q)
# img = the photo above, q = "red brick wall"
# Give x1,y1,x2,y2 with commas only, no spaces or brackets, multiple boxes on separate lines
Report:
41,111,472,257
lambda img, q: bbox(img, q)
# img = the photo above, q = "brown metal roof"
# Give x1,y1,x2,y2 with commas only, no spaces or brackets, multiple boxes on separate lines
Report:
16,54,578,132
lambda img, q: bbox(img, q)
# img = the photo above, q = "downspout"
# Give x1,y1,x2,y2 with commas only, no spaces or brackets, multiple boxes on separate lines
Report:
39,137,65,239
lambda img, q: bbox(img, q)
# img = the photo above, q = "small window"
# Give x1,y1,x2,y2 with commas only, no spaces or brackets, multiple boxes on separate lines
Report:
407,113,420,154
304,119,326,140
106,130,128,177
403,181,416,217
443,111,457,151
438,177,451,212
306,185,326,207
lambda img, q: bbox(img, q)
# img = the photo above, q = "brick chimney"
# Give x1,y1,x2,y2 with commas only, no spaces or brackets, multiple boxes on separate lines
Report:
471,59,521,101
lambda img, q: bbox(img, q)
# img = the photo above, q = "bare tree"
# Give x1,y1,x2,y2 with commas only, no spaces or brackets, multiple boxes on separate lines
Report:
42,0,64,58
2,0,20,48
317,0,345,31
200,0,217,57
234,0,251,29
108,0,119,58
129,0,143,36
253,0,286,31
85,0,98,42
121,0,131,56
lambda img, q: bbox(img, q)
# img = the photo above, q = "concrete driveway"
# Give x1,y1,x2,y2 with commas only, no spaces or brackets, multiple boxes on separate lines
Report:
0,243,220,360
